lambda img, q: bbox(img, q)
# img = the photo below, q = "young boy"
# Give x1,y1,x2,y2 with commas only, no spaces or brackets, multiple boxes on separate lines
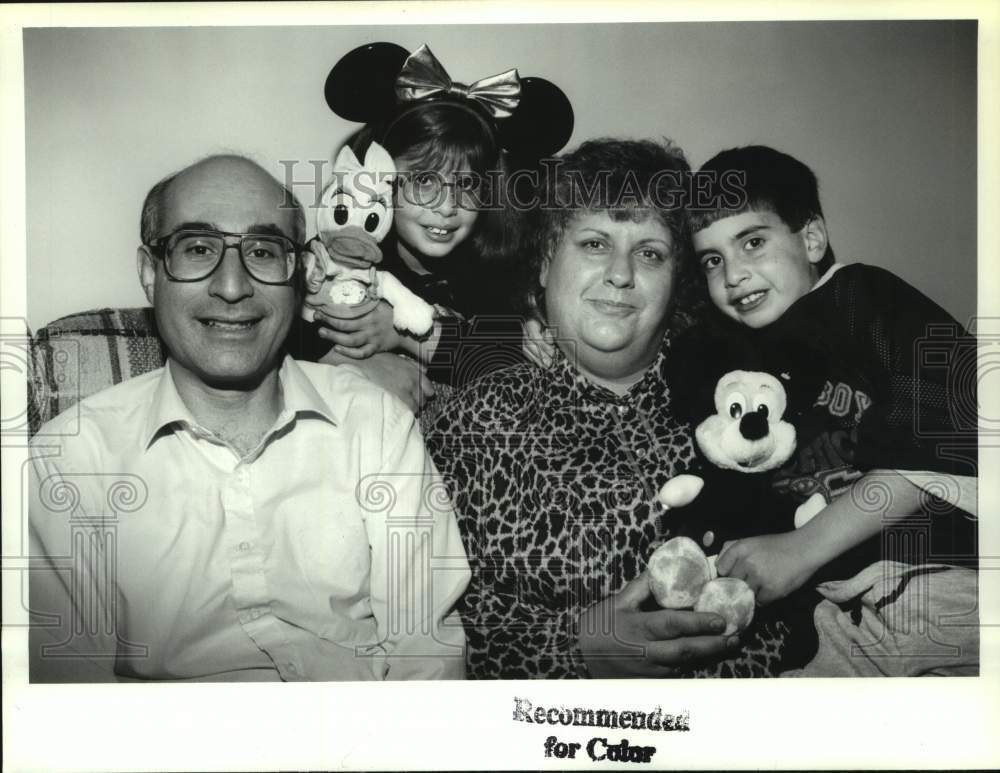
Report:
689,145,977,606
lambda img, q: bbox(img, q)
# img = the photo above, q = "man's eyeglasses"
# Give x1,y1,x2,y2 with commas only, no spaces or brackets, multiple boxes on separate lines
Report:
146,229,300,284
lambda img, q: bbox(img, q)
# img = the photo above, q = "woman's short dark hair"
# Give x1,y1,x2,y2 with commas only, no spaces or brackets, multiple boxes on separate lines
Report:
522,137,702,333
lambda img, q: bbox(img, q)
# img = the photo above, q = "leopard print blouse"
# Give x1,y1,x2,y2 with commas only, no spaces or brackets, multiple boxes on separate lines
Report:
425,340,796,679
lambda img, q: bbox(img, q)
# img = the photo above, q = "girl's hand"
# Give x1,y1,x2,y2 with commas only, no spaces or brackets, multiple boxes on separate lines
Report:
522,318,556,368
315,300,402,359
716,531,822,606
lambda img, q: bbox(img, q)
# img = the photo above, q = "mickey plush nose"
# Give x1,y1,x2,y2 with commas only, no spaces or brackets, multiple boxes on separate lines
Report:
739,411,769,441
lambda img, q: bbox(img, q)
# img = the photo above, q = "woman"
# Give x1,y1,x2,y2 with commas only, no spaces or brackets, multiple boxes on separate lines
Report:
424,138,790,678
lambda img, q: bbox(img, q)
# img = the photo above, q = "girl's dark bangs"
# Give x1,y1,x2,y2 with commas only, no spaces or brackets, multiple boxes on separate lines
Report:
386,101,499,175
401,133,494,176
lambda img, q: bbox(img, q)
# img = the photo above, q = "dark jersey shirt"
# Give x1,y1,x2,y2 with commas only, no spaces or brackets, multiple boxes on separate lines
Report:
753,263,977,576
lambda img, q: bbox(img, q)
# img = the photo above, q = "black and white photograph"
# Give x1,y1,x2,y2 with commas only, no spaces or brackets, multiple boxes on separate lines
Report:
2,2,999,770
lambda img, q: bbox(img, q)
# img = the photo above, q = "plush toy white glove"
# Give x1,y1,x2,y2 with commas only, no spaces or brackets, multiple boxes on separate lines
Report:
376,271,436,337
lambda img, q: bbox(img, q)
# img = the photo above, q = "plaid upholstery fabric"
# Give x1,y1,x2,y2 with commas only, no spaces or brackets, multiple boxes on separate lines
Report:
29,307,166,434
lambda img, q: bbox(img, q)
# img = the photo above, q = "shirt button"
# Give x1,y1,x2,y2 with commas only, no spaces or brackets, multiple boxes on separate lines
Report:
287,663,297,674
250,608,262,620
238,541,251,552
635,447,647,458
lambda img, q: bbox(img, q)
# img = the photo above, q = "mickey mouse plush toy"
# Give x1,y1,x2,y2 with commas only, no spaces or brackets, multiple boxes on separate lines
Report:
647,330,822,636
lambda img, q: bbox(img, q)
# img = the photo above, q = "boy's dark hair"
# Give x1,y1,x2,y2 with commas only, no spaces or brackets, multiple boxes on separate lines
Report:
691,145,835,273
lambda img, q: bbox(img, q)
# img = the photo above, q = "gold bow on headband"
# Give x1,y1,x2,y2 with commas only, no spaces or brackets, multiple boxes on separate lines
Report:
395,44,521,120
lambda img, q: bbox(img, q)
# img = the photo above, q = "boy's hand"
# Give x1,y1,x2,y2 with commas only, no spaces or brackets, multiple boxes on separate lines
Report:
316,300,402,359
522,318,556,368
716,531,821,605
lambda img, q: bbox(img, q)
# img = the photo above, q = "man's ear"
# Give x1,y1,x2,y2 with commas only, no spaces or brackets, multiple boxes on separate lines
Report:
137,246,157,304
802,216,828,265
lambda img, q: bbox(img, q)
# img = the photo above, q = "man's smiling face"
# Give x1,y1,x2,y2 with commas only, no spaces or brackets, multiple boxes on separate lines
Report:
138,157,300,390
693,209,825,329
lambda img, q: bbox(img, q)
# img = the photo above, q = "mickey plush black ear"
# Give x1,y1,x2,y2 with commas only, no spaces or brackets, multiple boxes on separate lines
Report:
324,42,410,123
666,321,768,423
665,331,722,423
758,340,827,419
497,76,574,159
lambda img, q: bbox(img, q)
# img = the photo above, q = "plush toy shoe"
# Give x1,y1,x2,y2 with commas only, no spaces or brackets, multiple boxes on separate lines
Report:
694,577,756,636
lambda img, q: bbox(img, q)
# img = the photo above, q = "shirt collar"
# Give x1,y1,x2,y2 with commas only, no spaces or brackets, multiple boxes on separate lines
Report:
811,261,844,292
275,356,340,426
545,337,672,406
142,356,338,448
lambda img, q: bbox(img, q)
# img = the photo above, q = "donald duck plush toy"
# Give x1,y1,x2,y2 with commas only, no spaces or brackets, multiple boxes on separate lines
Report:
302,142,436,337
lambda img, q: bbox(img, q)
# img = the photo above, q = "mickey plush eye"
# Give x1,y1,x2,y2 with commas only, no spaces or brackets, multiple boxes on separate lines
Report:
334,204,349,225
725,393,746,419
753,394,780,420
364,212,380,233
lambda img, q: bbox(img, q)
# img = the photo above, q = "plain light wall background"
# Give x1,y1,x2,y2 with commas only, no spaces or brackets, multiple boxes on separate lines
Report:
24,21,976,332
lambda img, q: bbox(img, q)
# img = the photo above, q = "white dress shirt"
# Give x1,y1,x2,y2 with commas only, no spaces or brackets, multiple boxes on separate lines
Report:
29,356,470,681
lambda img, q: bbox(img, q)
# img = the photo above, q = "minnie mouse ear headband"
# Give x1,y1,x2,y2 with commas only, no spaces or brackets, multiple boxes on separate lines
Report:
325,42,574,160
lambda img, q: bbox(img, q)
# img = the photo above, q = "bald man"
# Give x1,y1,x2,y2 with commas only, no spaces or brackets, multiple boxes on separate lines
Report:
28,155,470,682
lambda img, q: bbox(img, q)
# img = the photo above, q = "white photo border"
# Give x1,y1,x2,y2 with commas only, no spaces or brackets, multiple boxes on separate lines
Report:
2,2,998,771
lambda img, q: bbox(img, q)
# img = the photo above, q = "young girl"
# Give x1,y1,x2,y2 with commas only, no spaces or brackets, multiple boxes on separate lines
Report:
303,42,574,409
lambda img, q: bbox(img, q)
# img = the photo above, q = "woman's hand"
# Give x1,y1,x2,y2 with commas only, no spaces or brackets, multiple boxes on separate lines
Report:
316,300,402,359
716,531,822,606
319,349,434,413
522,317,556,368
576,571,738,678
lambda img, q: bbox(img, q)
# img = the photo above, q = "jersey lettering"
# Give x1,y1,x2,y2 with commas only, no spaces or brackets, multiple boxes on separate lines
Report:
814,380,872,423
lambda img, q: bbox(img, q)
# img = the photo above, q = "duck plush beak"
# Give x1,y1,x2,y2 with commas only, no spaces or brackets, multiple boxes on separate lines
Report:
320,225,383,269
